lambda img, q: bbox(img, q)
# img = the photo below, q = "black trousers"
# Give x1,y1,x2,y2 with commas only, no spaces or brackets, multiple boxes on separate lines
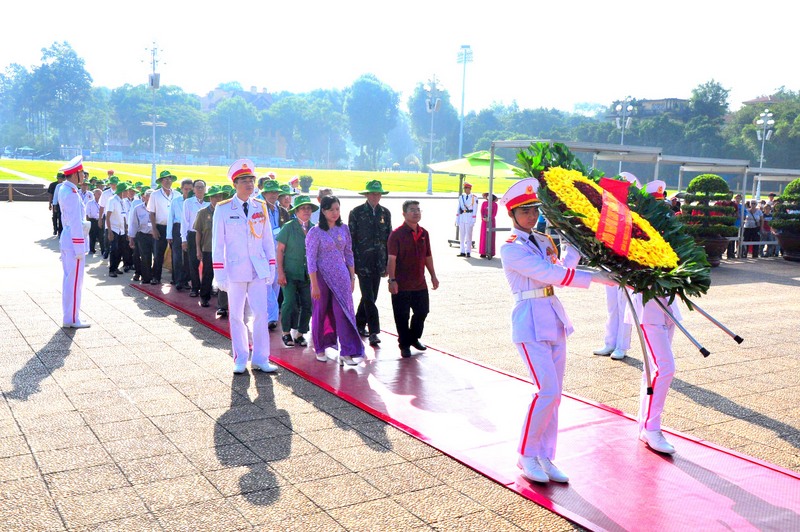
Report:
200,251,214,302
356,273,382,334
743,227,760,258
108,231,127,273
391,289,429,348
153,224,168,282
52,205,62,235
88,218,100,253
186,231,201,291
100,214,108,256
135,232,154,283
170,223,187,285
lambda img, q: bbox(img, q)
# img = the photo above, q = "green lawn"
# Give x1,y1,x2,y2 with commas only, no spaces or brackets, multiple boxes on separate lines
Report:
0,159,519,195
0,173,24,181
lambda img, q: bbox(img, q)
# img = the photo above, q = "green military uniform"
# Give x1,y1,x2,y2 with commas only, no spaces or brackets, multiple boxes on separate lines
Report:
276,218,313,338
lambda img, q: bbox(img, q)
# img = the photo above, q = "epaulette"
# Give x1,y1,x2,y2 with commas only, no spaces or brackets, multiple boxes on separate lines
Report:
506,234,518,243
218,198,232,206
252,197,265,204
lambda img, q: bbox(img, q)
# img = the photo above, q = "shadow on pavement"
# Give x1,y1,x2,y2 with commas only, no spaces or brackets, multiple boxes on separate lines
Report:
6,329,74,401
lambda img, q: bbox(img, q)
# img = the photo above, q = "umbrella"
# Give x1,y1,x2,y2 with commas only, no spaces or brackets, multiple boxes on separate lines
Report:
428,150,520,179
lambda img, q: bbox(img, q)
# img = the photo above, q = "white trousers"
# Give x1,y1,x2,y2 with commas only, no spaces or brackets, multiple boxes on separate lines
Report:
228,279,270,368
603,285,632,350
516,326,566,459
458,221,475,254
639,323,676,432
61,250,85,325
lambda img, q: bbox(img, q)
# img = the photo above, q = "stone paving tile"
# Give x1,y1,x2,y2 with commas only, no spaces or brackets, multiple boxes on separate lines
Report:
326,497,427,531
45,463,130,498
104,434,179,463
269,450,351,484
431,509,525,531
148,410,215,434
25,424,101,452
394,484,487,525
203,462,285,496
227,485,319,526
134,473,222,512
184,443,262,472
358,461,444,496
224,416,292,442
80,403,145,426
244,433,317,462
154,497,251,531
0,419,21,439
117,452,200,485
325,440,407,472
0,476,64,531
252,511,347,531
34,442,112,475
74,512,161,531
296,471,385,510
414,454,482,485
0,453,40,482
0,434,28,459
90,417,162,443
54,485,149,529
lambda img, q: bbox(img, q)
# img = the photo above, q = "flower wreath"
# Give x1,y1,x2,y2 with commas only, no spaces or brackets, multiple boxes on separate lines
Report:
516,142,711,305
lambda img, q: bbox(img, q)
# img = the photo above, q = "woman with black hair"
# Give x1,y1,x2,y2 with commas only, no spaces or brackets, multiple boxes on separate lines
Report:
306,196,365,365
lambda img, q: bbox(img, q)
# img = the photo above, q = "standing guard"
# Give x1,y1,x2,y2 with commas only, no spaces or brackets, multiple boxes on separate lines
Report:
58,156,90,328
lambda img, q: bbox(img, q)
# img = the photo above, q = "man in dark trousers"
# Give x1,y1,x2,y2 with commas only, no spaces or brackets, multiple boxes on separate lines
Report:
386,200,439,358
48,172,65,236
348,180,392,346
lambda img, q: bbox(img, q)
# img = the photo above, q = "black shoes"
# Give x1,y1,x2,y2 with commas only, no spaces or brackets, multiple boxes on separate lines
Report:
149,279,158,285
282,334,294,347
457,253,466,257
268,321,278,331
357,327,369,338
189,290,199,297
200,299,210,308
294,335,307,347
108,271,118,278
411,341,427,351
133,274,141,281
400,346,412,358
216,309,228,318
369,334,381,346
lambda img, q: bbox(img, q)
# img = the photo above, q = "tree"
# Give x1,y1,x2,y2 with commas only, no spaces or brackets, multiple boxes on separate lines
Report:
209,96,259,158
407,82,459,164
386,112,417,169
344,74,399,170
690,80,730,122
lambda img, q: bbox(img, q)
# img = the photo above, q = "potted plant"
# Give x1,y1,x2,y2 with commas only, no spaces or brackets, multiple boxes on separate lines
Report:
677,174,738,267
298,175,313,193
771,177,800,261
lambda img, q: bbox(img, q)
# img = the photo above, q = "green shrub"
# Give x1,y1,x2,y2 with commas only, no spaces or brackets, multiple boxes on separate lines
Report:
773,178,800,231
677,174,736,238
686,174,731,195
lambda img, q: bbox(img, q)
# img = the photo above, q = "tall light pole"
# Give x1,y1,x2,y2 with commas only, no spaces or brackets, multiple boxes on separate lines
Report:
755,108,775,201
145,43,162,188
425,75,441,195
457,45,473,158
615,97,633,174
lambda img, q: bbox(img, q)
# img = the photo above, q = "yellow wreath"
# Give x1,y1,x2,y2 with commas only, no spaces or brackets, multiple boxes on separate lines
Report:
544,167,679,269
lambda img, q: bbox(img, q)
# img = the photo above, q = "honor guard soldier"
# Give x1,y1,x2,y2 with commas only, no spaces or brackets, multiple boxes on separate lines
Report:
499,178,614,484
455,181,478,257
212,159,278,374
58,156,90,328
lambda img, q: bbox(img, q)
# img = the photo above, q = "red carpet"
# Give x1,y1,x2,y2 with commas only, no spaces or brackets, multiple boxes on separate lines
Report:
132,282,800,531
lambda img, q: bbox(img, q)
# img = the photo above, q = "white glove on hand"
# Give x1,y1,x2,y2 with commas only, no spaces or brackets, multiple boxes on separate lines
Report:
592,270,617,287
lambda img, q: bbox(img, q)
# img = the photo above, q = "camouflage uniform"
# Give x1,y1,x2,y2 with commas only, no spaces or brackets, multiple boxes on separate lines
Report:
348,201,392,335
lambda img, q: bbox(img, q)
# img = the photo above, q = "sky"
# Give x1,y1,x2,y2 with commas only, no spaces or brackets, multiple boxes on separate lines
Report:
3,1,797,115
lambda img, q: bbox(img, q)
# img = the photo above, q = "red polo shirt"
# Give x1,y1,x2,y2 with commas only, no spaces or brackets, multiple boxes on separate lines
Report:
388,222,431,291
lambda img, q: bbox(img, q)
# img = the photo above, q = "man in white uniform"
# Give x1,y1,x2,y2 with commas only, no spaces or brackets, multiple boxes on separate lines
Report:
456,181,478,257
58,156,90,328
212,159,278,375
500,178,614,484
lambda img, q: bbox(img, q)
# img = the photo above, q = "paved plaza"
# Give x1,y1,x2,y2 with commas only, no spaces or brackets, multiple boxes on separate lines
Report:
1,196,799,530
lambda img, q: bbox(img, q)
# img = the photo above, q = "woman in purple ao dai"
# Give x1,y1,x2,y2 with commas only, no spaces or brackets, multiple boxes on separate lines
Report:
306,195,366,365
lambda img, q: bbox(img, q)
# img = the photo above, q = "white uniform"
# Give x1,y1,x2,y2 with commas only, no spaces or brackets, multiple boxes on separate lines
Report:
58,181,88,326
602,286,633,351
501,229,592,459
625,294,682,432
212,195,277,370
456,192,478,254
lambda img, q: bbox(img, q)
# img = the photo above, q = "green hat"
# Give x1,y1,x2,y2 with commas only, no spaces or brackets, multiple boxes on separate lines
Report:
278,184,297,197
134,181,143,188
115,182,130,194
289,195,319,213
109,175,120,184
56,172,65,179
262,180,282,193
158,170,177,182
359,180,389,195
222,185,235,198
205,184,226,199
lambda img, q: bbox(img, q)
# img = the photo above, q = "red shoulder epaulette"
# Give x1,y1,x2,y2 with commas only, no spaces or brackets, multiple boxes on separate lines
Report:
506,234,517,243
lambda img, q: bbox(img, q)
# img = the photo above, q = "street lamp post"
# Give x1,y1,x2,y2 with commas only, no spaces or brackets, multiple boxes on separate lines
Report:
145,43,162,188
615,97,633,174
457,45,473,158
755,108,775,201
426,75,441,195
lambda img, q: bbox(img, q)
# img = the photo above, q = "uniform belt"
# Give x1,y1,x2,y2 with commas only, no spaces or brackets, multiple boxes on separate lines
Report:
463,209,473,213
513,286,554,301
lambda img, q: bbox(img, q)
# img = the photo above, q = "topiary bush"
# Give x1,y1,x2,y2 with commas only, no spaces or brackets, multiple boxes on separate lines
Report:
678,174,738,238
298,175,313,193
771,177,800,232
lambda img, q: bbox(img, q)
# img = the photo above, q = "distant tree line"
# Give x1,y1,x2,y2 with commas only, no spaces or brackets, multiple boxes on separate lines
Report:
2,42,800,176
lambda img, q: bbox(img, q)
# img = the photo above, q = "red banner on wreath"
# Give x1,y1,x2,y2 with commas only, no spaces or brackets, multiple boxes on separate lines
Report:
596,190,633,256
